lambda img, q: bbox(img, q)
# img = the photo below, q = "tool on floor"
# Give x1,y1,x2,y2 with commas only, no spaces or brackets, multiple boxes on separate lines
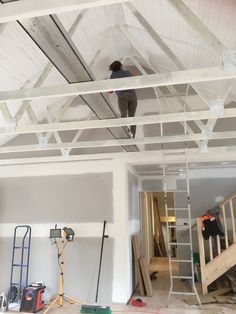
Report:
131,298,146,307
0,293,8,312
44,225,80,314
80,220,111,314
9,225,32,309
162,146,202,309
20,283,45,313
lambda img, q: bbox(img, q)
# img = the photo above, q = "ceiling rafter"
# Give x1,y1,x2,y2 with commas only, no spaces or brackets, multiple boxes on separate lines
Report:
120,26,202,147
1,108,236,136
0,146,236,166
0,67,235,103
166,0,226,55
165,0,231,150
125,2,210,108
1,130,236,154
201,83,233,150
14,9,87,124
0,10,87,149
0,0,130,23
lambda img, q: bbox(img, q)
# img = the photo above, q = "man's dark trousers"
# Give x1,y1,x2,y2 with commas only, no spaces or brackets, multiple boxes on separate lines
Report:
118,90,137,137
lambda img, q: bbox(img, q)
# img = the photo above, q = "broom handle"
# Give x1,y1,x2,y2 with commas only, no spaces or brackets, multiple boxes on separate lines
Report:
95,220,108,303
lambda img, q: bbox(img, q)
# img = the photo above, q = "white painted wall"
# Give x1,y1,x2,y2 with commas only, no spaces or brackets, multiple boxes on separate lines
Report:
0,158,134,304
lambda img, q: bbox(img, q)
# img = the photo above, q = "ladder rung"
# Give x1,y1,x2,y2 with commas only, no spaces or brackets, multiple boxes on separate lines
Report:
167,190,188,193
170,242,191,246
170,291,195,295
10,283,20,286
163,151,185,156
172,276,192,279
168,207,189,211
14,246,29,249
168,225,189,228
170,259,192,263
12,264,28,267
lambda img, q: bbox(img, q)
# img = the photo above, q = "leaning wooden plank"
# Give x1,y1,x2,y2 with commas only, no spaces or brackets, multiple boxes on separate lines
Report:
184,296,216,305
139,256,152,297
207,287,232,297
132,235,141,259
215,296,236,304
131,235,145,296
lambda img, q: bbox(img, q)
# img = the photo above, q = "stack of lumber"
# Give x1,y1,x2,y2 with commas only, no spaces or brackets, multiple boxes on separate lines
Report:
131,235,153,297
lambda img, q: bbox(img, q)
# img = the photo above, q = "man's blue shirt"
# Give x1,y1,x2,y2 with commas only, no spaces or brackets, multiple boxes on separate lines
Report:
110,70,134,95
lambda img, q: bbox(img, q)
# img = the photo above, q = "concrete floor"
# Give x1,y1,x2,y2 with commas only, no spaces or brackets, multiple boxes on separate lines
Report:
9,257,236,314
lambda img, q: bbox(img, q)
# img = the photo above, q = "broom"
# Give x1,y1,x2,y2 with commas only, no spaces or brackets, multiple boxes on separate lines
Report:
80,221,112,314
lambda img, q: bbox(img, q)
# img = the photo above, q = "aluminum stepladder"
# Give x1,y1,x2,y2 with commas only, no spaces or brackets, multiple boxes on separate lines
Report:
9,225,32,306
162,149,202,309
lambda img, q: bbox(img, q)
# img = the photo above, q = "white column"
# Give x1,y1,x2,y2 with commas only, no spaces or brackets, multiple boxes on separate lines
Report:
112,159,130,302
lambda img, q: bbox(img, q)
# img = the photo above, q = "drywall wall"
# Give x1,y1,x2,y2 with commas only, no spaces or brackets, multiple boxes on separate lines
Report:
0,173,113,223
127,170,140,295
0,237,113,304
0,173,114,304
142,179,162,192
128,171,139,221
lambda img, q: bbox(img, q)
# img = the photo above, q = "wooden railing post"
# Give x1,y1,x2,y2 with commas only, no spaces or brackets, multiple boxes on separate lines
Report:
197,217,207,294
222,205,229,248
230,200,236,243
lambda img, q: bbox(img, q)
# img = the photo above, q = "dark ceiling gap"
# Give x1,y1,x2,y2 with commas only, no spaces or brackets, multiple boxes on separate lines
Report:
6,9,137,151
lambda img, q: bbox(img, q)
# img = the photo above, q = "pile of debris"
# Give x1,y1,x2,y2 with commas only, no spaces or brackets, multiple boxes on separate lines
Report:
184,274,236,306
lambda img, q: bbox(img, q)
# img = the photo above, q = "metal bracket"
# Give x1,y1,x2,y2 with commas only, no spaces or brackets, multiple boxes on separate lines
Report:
200,141,208,152
6,118,16,133
209,99,224,118
38,137,48,148
62,148,70,160
202,124,213,137
223,50,236,71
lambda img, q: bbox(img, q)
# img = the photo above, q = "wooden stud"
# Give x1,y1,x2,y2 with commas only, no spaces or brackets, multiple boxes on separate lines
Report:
230,200,236,243
197,218,206,294
222,205,229,248
139,256,152,297
209,236,213,261
216,235,221,255
131,235,145,296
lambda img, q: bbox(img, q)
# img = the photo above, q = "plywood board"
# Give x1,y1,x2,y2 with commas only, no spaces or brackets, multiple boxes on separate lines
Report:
215,296,236,304
131,235,145,296
184,296,216,305
207,287,232,297
139,256,152,297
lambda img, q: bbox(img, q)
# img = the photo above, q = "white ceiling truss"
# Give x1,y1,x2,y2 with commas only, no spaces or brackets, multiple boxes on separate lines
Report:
0,0,235,165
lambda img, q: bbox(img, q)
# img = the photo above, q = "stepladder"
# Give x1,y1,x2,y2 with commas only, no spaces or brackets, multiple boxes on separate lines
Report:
162,151,202,309
9,225,31,309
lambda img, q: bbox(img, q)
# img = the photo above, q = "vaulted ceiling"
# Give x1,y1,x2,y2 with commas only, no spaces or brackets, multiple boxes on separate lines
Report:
0,0,236,163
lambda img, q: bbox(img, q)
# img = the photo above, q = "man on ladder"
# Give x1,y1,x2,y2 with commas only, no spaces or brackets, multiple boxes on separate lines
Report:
109,60,138,138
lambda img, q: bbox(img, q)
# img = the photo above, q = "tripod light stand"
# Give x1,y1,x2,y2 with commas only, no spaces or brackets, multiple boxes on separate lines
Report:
44,226,80,314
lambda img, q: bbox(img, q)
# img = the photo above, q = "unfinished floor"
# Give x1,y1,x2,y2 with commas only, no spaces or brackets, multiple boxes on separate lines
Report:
9,258,236,314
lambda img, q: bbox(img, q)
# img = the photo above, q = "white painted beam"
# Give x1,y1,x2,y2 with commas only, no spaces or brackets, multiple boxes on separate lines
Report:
166,0,226,55
0,146,236,165
14,10,87,123
45,96,77,142
128,56,201,146
2,130,236,154
67,112,95,155
125,2,185,70
0,0,130,23
123,7,209,107
1,67,235,103
1,108,236,136
0,102,12,121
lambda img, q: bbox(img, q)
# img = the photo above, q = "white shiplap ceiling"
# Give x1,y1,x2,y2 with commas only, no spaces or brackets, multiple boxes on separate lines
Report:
0,0,236,163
